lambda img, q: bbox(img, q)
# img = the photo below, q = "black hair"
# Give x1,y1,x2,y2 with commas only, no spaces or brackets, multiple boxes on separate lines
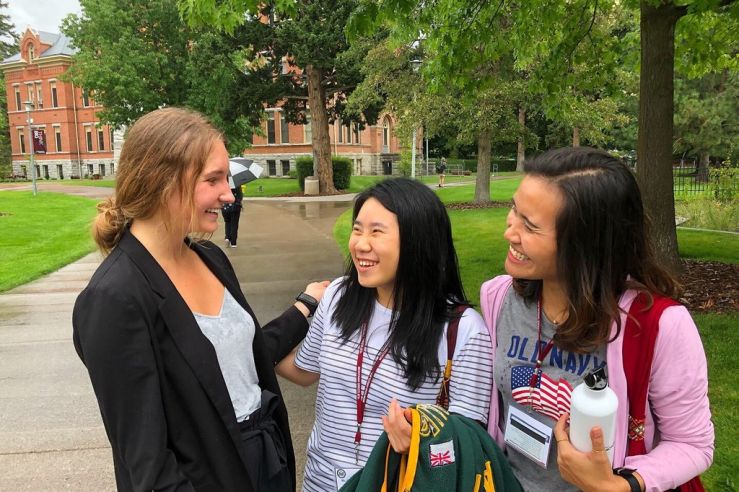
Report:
332,178,468,390
514,147,680,352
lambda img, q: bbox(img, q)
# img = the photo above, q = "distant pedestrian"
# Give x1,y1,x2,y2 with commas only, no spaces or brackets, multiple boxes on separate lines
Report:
437,157,447,187
223,185,243,247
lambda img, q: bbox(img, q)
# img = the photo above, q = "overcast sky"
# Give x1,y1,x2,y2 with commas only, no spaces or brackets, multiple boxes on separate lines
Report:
6,0,82,37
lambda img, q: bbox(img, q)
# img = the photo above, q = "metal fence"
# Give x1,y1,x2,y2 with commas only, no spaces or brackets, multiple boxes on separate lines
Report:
673,165,711,194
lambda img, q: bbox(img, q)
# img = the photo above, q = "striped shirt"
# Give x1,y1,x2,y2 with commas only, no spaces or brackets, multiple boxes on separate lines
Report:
295,279,494,492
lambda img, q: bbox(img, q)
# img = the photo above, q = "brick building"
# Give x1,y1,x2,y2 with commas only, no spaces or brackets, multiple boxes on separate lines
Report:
243,108,411,177
1,28,115,179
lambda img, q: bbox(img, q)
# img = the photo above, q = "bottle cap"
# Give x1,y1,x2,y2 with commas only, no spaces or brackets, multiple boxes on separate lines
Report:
583,366,609,390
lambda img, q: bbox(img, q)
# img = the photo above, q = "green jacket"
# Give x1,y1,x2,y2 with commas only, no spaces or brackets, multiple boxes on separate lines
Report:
340,404,522,492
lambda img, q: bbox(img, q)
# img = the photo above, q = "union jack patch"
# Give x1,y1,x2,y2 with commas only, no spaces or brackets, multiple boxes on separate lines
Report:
429,440,455,467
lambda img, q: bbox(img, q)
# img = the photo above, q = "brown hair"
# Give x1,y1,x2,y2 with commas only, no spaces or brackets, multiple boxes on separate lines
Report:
514,147,681,353
93,107,223,253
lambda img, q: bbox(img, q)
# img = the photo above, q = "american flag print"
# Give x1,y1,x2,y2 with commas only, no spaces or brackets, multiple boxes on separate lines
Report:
428,440,455,467
510,365,573,421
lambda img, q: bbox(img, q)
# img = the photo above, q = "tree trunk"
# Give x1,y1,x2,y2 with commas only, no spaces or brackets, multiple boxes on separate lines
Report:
572,127,580,147
636,0,685,274
306,64,336,193
696,152,710,182
516,106,526,172
474,129,492,203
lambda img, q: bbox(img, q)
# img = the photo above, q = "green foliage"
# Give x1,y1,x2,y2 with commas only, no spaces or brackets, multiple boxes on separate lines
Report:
396,150,412,177
0,192,98,292
676,196,738,232
0,2,17,177
710,167,737,202
332,156,352,189
295,156,352,190
61,0,271,150
296,156,313,191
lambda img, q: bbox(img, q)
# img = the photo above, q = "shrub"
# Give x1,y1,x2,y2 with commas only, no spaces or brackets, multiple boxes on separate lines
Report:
332,156,352,189
296,156,313,191
287,169,298,179
710,166,736,202
295,155,353,190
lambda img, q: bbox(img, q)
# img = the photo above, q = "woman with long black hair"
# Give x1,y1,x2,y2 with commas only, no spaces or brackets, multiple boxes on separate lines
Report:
277,178,494,491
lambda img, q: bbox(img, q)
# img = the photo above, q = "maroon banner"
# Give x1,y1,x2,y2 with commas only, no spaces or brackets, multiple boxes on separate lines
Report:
32,128,46,154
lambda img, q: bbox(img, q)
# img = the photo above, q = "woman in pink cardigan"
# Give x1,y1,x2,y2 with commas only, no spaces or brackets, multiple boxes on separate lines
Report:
480,147,713,492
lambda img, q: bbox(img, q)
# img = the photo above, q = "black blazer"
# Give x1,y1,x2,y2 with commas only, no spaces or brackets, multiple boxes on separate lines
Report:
73,231,308,491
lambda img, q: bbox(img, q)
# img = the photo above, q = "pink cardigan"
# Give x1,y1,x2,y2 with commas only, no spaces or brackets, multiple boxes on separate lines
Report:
480,275,714,492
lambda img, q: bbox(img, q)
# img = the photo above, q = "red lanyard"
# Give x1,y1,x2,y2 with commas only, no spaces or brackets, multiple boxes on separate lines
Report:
529,299,555,390
354,321,391,464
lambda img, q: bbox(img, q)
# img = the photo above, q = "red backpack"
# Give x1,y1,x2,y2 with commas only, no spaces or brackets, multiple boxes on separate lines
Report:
623,293,705,492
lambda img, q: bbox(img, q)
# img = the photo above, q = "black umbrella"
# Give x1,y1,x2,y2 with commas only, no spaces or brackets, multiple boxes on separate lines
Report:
228,158,263,188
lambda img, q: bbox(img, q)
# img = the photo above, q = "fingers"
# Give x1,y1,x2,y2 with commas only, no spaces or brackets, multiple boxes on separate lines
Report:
590,426,605,451
383,399,411,453
553,412,570,445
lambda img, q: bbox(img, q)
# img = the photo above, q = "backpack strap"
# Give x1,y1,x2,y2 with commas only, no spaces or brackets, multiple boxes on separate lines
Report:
623,292,678,456
436,304,469,409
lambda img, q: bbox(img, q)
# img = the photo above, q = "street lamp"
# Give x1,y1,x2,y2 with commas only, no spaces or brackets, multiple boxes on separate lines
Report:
410,58,422,179
24,100,38,196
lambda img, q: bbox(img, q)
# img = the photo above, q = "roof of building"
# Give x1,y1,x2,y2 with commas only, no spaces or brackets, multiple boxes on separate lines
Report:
2,28,76,64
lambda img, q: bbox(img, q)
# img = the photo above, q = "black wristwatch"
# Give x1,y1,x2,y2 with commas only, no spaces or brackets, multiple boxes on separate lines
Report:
613,467,642,492
295,292,319,316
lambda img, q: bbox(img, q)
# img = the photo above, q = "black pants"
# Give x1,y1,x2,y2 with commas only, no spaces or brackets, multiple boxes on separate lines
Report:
239,391,292,492
224,207,241,245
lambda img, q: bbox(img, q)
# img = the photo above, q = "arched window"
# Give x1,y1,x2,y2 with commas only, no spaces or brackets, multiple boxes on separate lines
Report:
27,44,35,62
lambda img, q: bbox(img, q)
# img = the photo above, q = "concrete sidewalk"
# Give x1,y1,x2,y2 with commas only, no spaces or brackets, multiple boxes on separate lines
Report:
0,192,350,490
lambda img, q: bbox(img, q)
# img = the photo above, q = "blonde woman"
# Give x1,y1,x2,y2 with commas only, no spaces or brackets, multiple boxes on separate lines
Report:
73,107,327,492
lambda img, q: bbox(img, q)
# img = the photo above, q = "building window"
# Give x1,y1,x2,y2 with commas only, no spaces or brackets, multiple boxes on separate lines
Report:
337,118,343,143
87,164,94,176
280,112,289,144
354,123,361,144
57,164,64,179
27,44,34,62
50,81,58,107
42,164,49,179
86,128,93,151
267,160,276,176
266,112,276,144
345,122,352,143
35,82,43,108
18,129,26,154
281,160,290,175
304,113,312,143
382,116,391,148
110,128,114,151
20,165,27,177
55,128,62,152
100,163,106,176
82,89,90,107
98,129,105,151
26,84,33,104
14,86,21,111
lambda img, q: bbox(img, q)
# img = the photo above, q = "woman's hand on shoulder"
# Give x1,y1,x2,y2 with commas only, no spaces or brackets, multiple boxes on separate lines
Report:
554,413,642,492
382,398,413,454
304,280,330,302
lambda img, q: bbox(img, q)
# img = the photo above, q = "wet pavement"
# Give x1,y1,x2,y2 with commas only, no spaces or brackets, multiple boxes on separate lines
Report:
0,184,351,490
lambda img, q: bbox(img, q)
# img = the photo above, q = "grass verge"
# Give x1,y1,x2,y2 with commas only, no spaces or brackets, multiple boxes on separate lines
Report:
0,191,98,292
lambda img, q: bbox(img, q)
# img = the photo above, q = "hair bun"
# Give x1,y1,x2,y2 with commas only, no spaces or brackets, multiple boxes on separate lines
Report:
93,197,128,254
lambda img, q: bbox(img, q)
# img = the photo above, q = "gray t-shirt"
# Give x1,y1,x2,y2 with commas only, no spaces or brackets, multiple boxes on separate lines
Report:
193,288,261,422
495,290,607,491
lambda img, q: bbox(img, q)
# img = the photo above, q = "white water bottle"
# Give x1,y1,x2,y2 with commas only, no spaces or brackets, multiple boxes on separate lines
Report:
569,367,618,463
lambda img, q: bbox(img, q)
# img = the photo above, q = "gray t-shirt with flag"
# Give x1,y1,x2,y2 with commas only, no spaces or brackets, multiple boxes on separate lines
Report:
494,290,607,491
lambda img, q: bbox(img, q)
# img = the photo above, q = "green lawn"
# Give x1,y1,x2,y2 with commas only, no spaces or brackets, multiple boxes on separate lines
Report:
56,179,116,188
332,184,737,491
0,192,98,292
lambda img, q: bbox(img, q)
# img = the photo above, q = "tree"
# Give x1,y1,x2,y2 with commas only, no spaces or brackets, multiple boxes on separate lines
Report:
674,70,738,177
62,0,268,151
0,1,17,176
181,0,370,193
349,0,737,272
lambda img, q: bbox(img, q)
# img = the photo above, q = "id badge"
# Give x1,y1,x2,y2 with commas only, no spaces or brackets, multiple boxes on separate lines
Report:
334,466,361,490
504,404,553,468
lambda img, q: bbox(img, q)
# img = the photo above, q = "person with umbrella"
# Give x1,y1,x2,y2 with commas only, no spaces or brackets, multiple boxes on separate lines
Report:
223,158,263,248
